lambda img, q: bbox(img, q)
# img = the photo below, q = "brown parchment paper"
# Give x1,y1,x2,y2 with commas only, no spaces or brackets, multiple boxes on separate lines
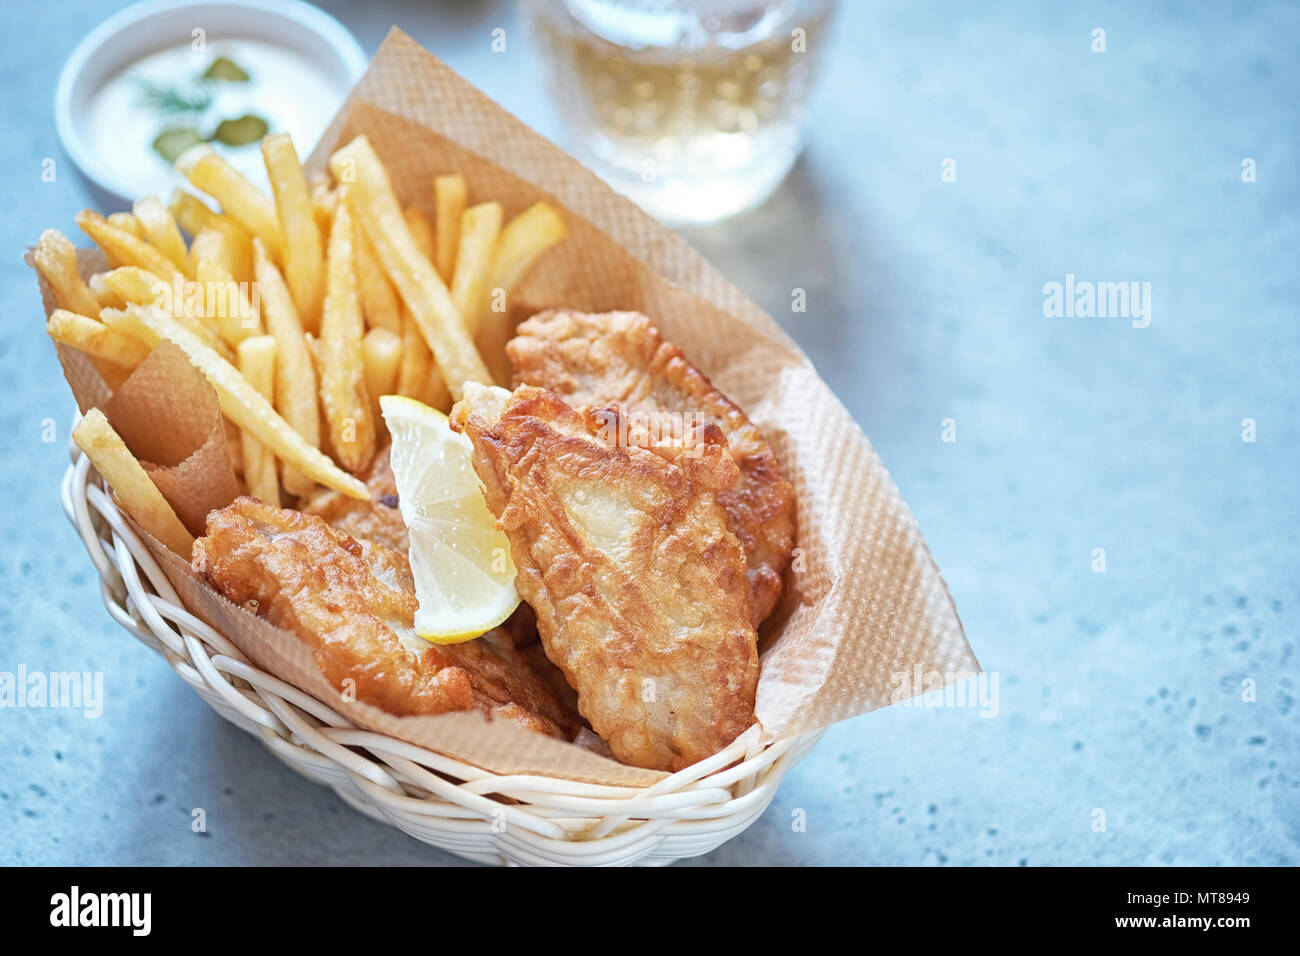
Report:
38,28,976,787
103,341,240,536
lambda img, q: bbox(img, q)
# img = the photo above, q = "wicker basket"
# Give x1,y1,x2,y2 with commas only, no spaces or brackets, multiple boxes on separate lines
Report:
61,440,823,866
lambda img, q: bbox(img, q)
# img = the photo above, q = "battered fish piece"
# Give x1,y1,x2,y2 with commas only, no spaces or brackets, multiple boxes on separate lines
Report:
509,309,796,626
302,443,547,652
451,383,758,772
192,497,574,738
301,444,407,555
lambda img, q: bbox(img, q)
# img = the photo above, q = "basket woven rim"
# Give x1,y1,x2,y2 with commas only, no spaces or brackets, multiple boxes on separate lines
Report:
60,437,823,862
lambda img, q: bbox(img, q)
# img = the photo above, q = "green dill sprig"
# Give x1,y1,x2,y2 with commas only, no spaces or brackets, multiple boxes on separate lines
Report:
134,78,214,115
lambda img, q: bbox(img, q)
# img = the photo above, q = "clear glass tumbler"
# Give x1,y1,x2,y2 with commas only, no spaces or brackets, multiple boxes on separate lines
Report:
526,0,836,226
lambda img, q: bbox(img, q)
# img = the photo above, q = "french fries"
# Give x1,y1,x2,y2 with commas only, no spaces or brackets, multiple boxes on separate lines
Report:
107,212,146,240
236,336,280,505
396,307,433,399
132,196,191,276
353,215,402,335
99,266,168,307
43,128,571,513
477,201,568,383
449,201,502,335
72,409,193,557
98,306,154,343
404,207,436,262
191,229,261,345
252,239,321,497
176,146,284,263
47,309,151,370
395,307,451,411
32,229,101,316
310,179,336,244
88,272,127,310
47,308,143,389
423,361,452,411
362,327,402,396
111,303,367,499
169,191,254,283
77,210,180,281
101,266,235,362
330,136,490,398
317,189,375,473
262,134,323,332
433,173,467,282
488,202,568,298
362,326,402,434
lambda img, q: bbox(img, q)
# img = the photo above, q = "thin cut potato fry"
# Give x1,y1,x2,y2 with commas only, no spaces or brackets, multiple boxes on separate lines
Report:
310,179,336,245
303,334,336,465
262,134,323,332
100,266,168,306
423,359,452,412
176,145,283,263
132,196,191,276
169,190,253,283
101,267,236,361
318,188,375,473
98,306,154,343
191,229,261,345
72,408,193,557
404,206,435,262
329,136,489,398
477,201,568,383
252,238,321,497
77,210,181,280
32,229,101,316
352,213,402,335
362,326,402,434
396,307,451,412
488,202,568,297
169,190,216,234
88,272,128,310
396,307,432,398
433,172,467,282
449,201,502,335
236,335,280,505
113,303,367,499
47,309,152,370
362,326,402,395
107,212,146,239
47,308,139,390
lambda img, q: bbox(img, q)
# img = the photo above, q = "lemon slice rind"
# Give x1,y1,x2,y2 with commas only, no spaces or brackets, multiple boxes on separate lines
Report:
380,394,519,645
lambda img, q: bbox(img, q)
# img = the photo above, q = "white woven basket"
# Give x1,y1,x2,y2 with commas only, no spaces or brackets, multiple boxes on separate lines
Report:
61,440,822,866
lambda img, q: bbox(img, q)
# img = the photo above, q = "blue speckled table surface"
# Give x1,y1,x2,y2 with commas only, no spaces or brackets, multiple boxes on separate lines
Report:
1,0,1296,866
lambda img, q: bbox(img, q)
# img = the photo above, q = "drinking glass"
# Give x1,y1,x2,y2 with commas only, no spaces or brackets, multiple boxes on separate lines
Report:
526,0,836,226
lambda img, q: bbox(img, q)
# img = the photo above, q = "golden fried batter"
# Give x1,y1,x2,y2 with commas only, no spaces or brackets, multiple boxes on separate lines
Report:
300,444,408,555
509,309,796,626
451,383,758,772
192,497,574,737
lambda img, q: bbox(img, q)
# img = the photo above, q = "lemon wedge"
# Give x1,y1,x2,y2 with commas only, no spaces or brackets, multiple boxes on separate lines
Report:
380,394,519,644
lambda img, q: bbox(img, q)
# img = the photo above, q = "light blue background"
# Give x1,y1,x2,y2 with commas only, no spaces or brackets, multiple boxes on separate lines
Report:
1,0,1296,865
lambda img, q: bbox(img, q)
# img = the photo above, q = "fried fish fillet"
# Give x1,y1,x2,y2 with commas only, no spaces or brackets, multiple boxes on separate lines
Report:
301,444,408,555
508,309,796,626
451,383,758,772
302,444,545,654
192,496,574,738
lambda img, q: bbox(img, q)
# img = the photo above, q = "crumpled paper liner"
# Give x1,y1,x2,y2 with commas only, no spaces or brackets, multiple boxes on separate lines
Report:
104,341,240,537
38,28,976,787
